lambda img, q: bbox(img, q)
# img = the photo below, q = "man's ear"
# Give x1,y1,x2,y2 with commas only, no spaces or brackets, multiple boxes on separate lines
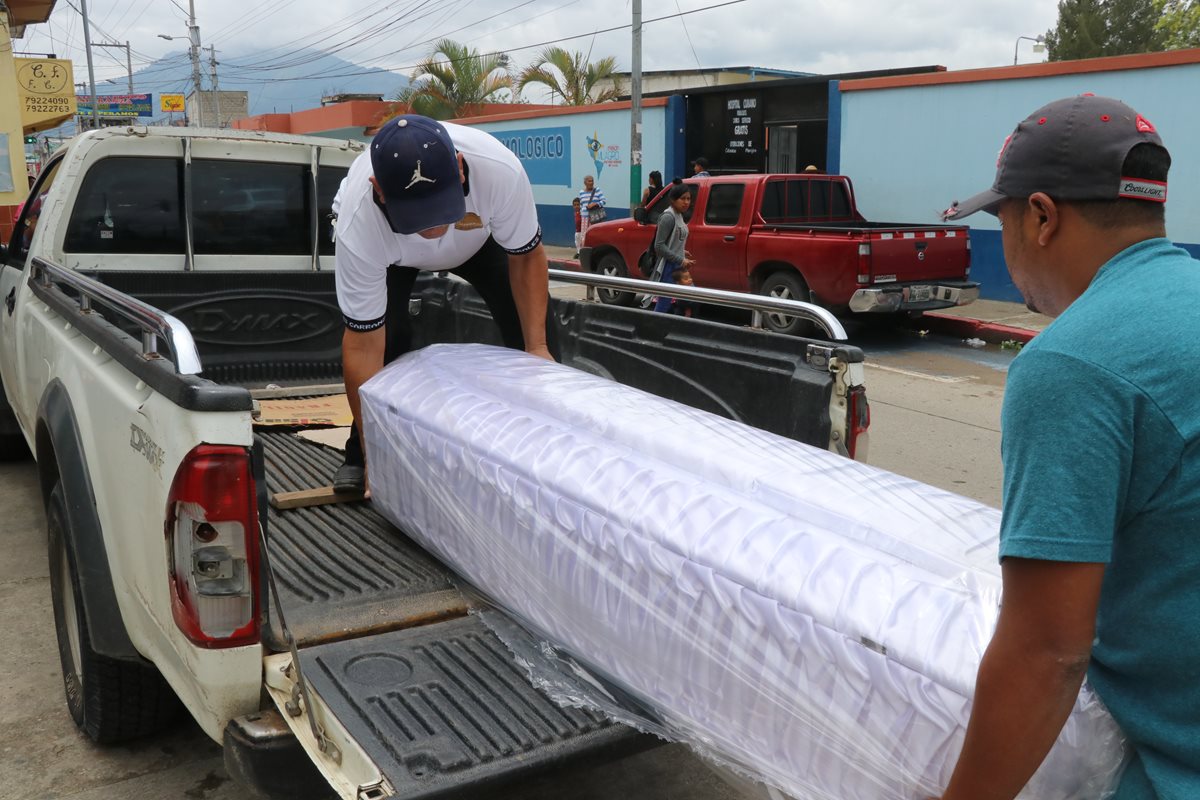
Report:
1028,192,1060,247
457,153,466,185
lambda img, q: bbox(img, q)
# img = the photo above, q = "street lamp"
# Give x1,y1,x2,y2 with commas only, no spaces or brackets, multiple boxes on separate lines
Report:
1014,34,1046,65
158,0,205,128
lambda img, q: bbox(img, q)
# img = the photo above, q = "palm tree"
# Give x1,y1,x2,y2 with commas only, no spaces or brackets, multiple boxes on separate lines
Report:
516,47,623,105
393,39,512,120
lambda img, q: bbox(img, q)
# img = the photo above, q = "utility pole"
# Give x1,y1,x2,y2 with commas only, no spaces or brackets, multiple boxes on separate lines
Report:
78,0,101,130
93,42,134,94
207,45,220,127
188,0,204,127
629,0,642,213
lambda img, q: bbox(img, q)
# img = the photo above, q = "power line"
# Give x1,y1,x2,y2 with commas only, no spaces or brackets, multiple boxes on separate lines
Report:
221,0,747,84
674,0,709,86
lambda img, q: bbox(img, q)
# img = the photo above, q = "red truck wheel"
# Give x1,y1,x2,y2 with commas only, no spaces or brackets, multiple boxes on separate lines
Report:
595,252,636,306
759,271,816,336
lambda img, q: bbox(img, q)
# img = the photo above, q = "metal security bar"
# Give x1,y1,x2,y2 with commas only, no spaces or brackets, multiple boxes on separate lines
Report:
546,268,849,341
29,257,204,375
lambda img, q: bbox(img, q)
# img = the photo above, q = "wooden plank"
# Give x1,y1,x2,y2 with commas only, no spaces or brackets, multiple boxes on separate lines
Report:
270,486,367,511
250,383,346,400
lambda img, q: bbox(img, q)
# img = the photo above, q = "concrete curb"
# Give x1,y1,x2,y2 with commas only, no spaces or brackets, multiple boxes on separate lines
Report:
917,312,1040,345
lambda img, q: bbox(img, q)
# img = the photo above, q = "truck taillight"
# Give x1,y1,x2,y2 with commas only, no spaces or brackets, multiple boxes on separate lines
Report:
847,386,870,461
165,445,260,648
856,242,871,285
964,235,972,278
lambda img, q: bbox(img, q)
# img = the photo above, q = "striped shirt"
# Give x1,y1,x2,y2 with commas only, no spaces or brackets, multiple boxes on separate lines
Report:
579,187,607,208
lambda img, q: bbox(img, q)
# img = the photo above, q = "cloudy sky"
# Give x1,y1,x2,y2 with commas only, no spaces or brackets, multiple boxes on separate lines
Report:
21,0,1062,104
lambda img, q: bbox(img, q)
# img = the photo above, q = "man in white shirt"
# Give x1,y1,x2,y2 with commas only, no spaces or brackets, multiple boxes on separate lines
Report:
332,114,552,492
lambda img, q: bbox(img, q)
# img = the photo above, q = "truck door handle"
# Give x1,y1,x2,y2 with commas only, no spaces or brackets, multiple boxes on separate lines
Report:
4,287,13,316
723,235,735,242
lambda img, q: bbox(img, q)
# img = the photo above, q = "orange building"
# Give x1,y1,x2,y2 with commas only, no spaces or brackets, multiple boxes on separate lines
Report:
233,96,556,141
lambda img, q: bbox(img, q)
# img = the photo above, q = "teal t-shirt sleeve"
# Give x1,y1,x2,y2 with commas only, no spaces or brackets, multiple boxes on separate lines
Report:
999,348,1137,564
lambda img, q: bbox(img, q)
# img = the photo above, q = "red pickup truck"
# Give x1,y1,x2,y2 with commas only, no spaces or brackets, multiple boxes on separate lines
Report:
580,173,978,334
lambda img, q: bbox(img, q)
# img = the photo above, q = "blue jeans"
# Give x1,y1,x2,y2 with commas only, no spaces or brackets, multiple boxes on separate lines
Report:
653,260,679,313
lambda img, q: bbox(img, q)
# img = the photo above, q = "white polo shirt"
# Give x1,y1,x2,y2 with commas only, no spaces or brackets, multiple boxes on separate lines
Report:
333,122,542,331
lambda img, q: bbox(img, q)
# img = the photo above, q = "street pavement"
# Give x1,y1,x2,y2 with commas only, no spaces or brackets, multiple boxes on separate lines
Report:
0,290,1020,799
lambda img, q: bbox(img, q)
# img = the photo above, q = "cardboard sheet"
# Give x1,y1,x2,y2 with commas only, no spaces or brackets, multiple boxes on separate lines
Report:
296,427,350,450
255,395,353,427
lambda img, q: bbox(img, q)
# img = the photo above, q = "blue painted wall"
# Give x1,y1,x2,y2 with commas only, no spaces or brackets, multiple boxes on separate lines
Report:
835,64,1200,301
466,104,682,247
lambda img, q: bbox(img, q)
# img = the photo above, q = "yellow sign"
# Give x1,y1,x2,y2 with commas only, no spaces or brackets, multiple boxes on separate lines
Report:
160,93,186,113
16,58,76,132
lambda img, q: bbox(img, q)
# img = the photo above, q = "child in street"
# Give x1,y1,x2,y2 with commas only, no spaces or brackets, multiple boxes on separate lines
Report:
572,197,583,257
673,267,696,317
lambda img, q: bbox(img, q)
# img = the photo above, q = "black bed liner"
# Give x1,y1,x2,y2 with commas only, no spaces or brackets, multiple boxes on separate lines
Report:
260,430,466,648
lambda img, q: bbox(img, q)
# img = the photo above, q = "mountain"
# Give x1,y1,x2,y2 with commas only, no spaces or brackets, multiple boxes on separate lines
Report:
100,48,409,118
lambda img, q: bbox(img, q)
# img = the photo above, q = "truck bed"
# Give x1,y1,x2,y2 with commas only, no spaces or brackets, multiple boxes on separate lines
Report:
82,268,863,795
260,428,647,795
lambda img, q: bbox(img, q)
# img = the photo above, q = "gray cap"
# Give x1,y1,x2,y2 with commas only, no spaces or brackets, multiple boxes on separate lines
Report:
943,94,1167,221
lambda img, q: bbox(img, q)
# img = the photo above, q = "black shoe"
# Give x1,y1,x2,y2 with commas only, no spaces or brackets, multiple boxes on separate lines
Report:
333,463,366,494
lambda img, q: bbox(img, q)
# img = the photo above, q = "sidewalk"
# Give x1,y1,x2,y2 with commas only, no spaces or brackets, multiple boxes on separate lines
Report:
919,299,1051,344
540,245,1048,342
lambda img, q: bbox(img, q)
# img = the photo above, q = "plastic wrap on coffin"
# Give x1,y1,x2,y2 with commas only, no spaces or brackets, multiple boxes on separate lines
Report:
359,343,1124,800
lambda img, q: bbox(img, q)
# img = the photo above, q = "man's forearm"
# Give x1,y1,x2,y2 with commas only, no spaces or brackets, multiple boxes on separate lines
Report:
940,629,1089,800
342,327,386,456
508,245,550,353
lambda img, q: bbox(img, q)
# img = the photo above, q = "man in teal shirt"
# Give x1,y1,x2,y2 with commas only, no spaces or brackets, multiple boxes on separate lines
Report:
937,95,1200,799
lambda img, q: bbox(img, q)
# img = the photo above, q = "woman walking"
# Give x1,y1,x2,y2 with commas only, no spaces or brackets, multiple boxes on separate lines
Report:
650,184,695,313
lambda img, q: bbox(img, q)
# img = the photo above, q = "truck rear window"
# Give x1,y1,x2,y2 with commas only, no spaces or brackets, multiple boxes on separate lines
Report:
64,157,185,254
193,160,310,255
760,178,853,223
64,157,350,257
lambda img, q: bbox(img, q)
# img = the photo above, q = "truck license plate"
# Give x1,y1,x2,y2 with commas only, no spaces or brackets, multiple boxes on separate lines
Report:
906,285,932,303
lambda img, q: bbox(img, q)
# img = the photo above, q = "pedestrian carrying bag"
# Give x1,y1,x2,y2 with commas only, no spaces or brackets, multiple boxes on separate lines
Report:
638,240,657,277
587,190,607,224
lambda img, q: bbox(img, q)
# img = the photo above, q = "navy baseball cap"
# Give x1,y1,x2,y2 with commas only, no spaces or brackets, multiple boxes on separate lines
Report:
943,94,1167,221
370,115,465,235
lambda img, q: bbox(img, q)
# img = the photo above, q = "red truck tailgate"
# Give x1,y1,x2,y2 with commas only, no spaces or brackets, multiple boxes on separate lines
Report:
865,228,969,284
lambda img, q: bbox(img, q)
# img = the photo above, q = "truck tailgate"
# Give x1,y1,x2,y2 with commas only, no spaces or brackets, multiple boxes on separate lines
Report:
268,616,643,800
866,228,969,284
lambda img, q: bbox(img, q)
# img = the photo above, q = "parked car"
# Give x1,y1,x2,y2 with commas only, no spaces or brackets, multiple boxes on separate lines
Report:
580,173,978,334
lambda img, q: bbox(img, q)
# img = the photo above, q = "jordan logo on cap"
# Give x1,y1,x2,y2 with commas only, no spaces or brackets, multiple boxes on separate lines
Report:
405,161,436,190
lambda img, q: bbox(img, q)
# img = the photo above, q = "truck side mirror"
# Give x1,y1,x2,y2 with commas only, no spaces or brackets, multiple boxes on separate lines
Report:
633,207,648,225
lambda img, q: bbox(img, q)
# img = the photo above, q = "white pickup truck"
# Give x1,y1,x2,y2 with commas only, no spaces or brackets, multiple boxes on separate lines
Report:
0,126,870,799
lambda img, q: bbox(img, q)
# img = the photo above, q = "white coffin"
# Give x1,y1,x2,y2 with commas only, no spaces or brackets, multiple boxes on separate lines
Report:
359,344,1123,800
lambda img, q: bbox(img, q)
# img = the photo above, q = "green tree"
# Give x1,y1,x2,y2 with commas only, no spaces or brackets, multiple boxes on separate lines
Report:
1158,0,1200,48
515,47,623,105
1045,0,1165,60
1105,0,1166,53
393,39,512,120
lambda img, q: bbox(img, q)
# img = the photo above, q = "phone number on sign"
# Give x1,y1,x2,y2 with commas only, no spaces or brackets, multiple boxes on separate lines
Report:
24,97,73,114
